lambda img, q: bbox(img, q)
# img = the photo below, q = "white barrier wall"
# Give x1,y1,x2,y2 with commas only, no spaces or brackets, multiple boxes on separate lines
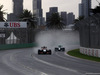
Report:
80,47,100,58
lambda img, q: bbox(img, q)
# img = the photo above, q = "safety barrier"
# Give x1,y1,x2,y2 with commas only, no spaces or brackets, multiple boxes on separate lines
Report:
0,43,37,50
80,47,100,58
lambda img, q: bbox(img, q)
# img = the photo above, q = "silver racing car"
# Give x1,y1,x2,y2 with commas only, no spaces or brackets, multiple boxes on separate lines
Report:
55,45,65,51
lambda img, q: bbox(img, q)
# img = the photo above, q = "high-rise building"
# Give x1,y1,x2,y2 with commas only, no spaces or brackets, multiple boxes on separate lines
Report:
46,7,58,25
46,12,50,24
67,12,75,25
13,0,23,16
33,0,44,25
60,12,67,25
7,0,23,21
79,0,91,18
49,7,58,13
79,3,84,17
7,13,16,21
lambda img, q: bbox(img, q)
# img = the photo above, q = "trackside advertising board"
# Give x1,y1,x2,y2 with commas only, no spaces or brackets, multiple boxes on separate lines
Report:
0,22,27,28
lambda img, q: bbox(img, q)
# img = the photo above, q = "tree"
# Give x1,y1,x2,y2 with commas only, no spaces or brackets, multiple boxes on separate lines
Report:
74,16,84,23
19,9,37,29
0,4,6,21
47,13,65,30
19,9,37,43
74,16,84,30
91,6,100,14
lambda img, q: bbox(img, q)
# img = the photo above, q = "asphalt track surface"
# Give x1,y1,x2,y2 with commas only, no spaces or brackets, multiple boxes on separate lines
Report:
0,47,100,75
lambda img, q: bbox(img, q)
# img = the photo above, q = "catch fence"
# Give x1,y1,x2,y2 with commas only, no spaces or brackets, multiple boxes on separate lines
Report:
76,13,100,49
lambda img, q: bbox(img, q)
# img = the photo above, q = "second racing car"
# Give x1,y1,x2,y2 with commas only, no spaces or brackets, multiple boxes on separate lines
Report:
55,45,65,52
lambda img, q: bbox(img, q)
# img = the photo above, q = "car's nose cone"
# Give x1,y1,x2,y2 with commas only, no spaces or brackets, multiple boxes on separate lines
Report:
43,50,46,52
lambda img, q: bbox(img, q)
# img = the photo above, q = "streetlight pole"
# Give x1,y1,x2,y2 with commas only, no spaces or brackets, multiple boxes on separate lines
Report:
88,17,91,48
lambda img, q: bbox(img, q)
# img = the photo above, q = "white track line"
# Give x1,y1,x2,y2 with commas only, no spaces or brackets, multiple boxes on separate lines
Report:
32,54,82,75
85,73,100,75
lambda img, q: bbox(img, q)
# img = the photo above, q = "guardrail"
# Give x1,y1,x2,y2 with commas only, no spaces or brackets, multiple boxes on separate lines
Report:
0,43,37,50
85,73,100,75
80,47,100,58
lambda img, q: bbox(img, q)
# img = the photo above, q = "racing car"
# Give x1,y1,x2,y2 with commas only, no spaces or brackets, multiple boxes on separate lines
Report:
55,45,65,51
38,46,52,55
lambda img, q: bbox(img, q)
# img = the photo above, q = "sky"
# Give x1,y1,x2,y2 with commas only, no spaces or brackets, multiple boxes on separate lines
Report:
0,0,99,19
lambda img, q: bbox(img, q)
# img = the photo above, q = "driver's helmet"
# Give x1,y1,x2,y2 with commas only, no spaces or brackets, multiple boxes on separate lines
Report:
58,45,62,48
42,46,47,49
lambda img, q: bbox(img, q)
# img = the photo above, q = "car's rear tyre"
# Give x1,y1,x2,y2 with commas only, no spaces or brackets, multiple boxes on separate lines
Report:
48,50,51,55
62,48,65,51
38,51,40,54
38,50,41,54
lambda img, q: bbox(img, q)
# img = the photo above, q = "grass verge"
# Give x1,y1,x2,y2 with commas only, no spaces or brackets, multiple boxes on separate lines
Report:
67,49,100,62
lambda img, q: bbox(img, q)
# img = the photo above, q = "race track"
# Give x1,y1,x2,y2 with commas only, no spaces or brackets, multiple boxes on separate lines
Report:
0,31,100,75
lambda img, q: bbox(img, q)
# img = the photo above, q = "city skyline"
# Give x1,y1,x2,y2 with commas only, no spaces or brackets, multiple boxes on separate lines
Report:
0,0,98,19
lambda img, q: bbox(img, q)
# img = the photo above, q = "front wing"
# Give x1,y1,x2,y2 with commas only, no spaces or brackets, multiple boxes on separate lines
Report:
55,48,65,51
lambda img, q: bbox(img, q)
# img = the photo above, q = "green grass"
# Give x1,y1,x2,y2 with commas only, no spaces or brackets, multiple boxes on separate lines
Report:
67,49,100,62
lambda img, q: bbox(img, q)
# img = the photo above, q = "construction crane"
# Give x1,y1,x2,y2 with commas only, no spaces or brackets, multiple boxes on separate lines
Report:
96,0,100,6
